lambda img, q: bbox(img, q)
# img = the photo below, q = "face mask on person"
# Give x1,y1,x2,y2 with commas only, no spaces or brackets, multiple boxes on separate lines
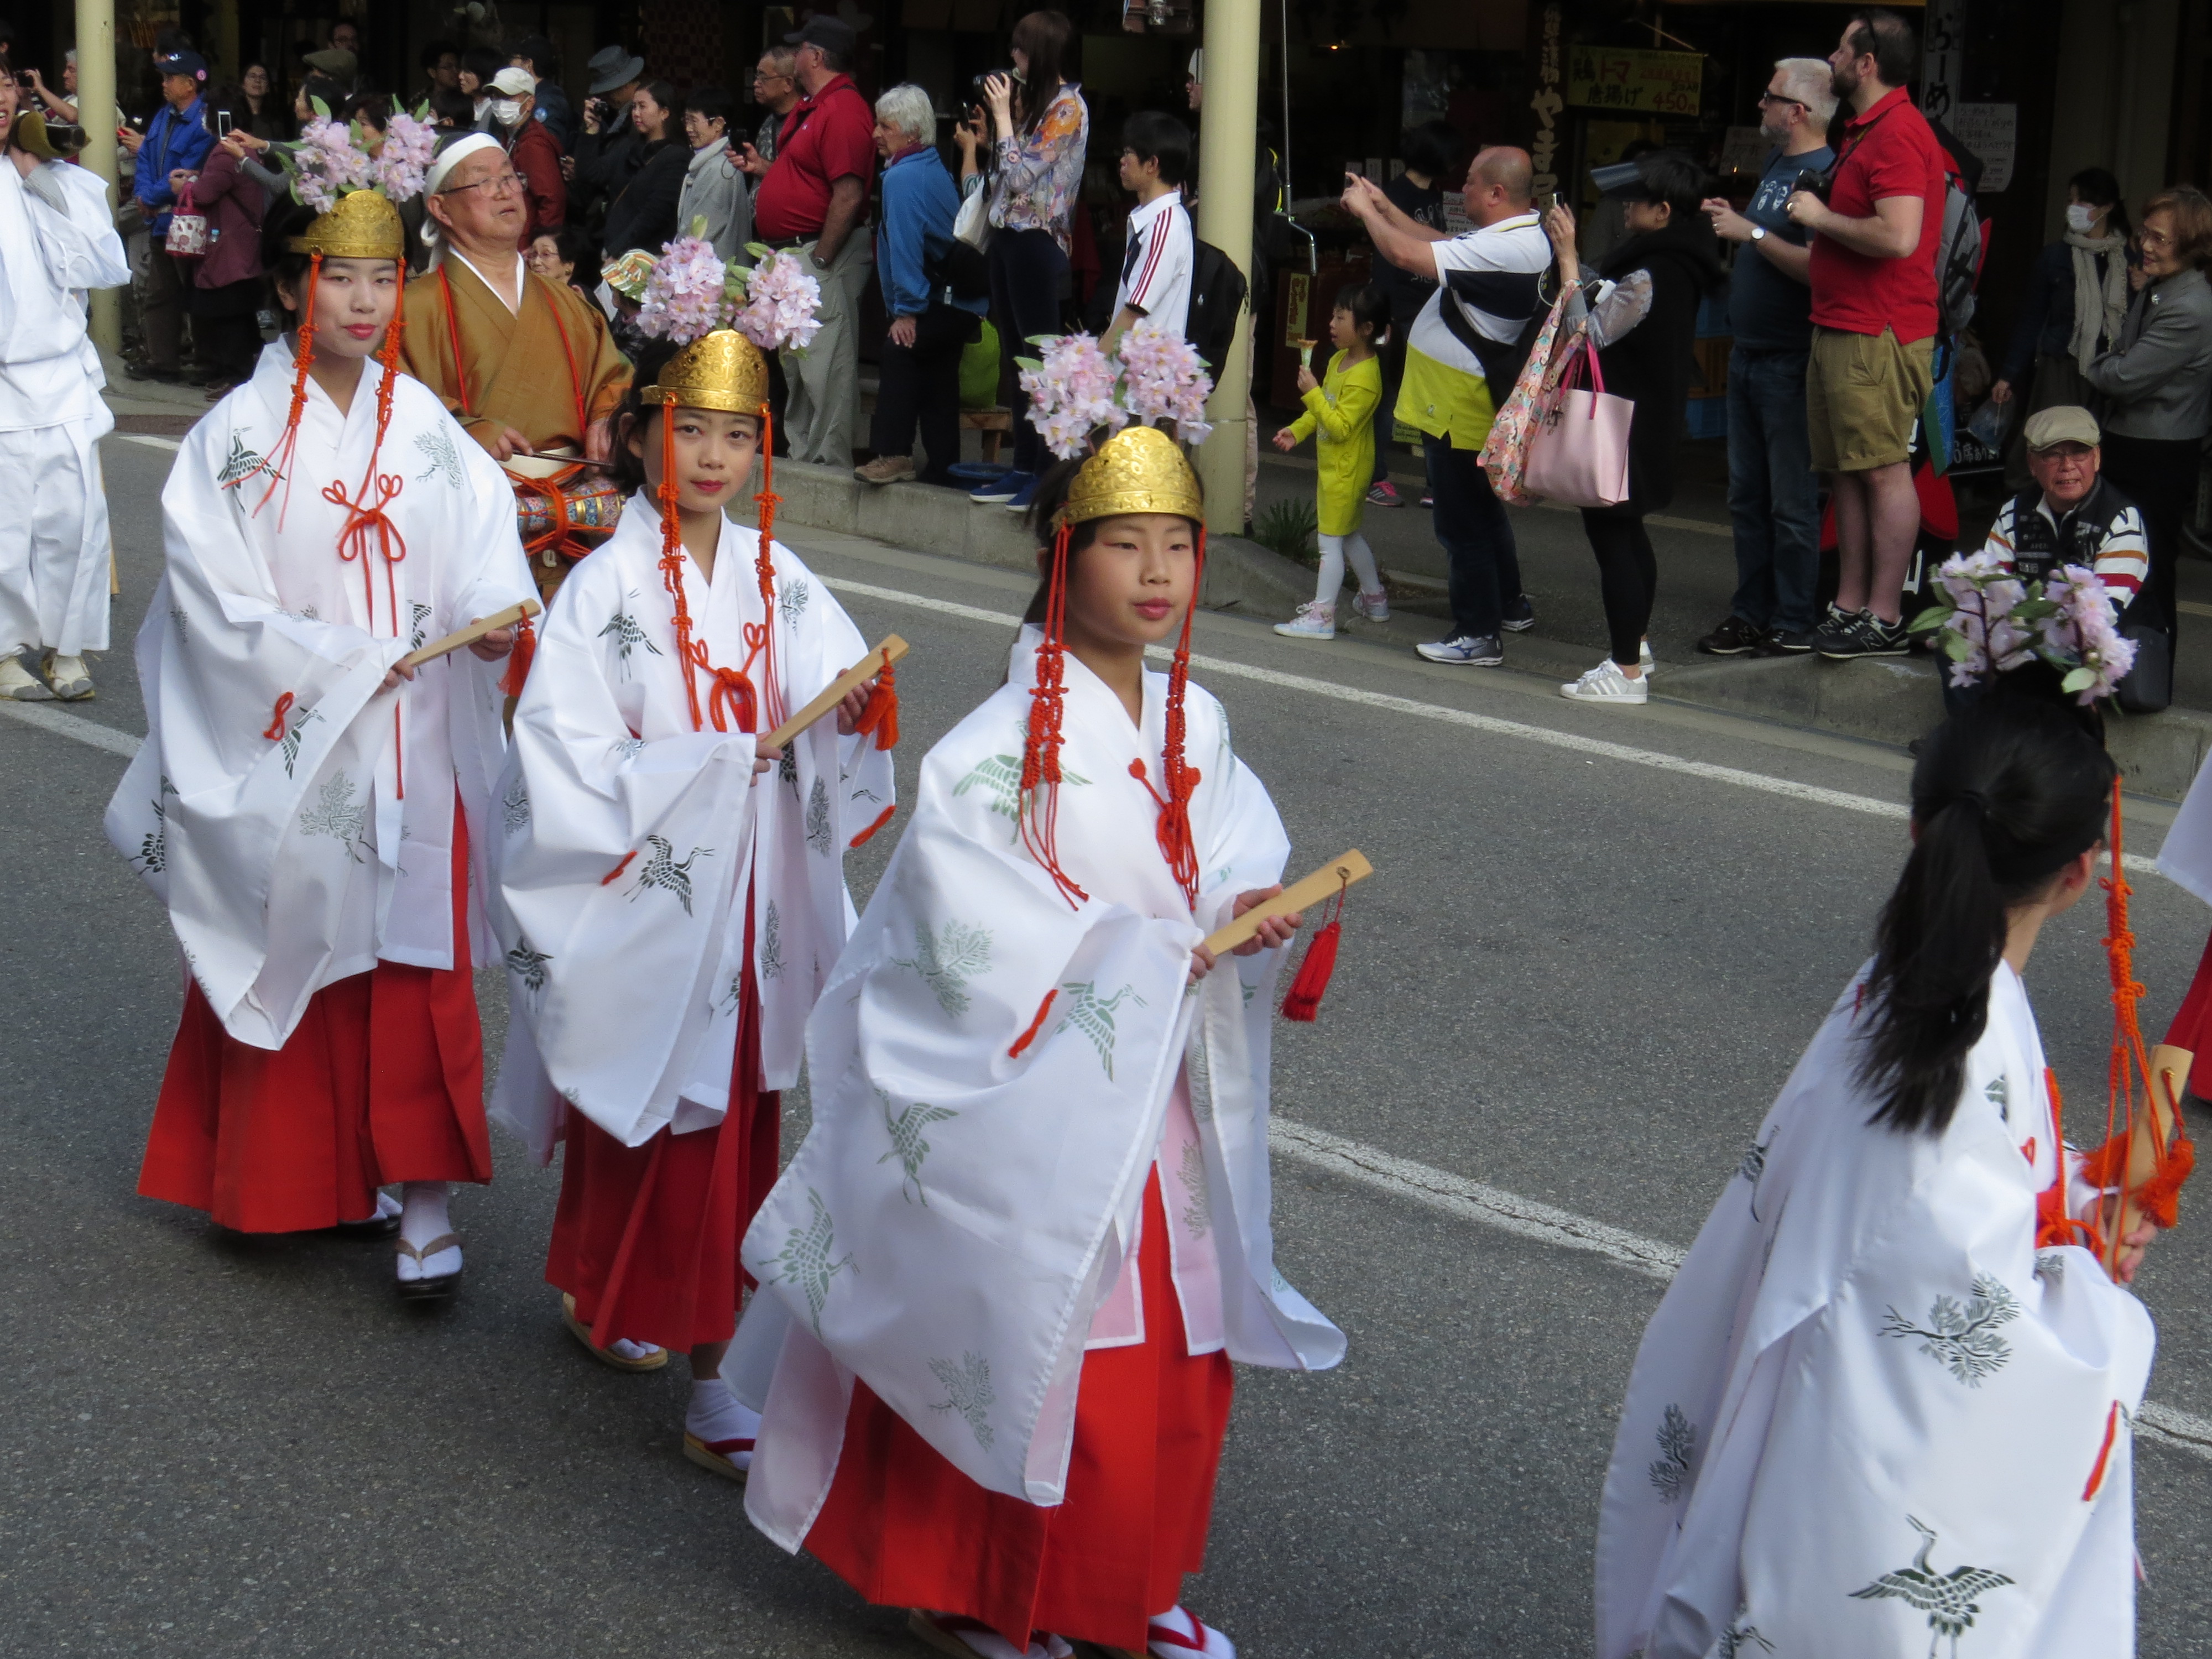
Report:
2066,202,2100,234
491,98,523,128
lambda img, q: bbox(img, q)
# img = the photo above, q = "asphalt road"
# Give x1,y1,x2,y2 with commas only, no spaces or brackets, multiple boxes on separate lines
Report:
6,433,2212,1656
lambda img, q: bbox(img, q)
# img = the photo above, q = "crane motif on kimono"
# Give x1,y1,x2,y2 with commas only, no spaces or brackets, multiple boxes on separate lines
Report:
1849,1516,2015,1658
1055,980,1146,1079
627,834,711,916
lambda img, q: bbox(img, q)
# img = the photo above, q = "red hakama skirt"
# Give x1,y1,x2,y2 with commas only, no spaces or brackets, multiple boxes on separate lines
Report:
2164,931,2212,1098
805,1169,1236,1650
545,904,776,1354
138,812,489,1233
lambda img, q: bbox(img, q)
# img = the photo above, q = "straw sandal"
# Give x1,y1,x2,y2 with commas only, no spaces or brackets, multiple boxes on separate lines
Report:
394,1232,462,1300
561,1292,668,1370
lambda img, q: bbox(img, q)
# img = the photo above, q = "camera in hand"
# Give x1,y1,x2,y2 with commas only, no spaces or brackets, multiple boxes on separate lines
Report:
1793,164,1835,202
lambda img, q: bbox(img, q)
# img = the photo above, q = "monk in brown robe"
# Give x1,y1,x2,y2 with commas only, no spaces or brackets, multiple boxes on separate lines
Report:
401,134,630,599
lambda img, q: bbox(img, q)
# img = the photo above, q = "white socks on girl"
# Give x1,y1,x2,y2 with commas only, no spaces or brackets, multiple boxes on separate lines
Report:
395,1181,460,1284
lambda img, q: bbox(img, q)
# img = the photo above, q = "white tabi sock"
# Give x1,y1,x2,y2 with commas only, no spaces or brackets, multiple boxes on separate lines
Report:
348,1190,401,1226
685,1377,761,1452
1147,1606,1234,1659
396,1182,458,1281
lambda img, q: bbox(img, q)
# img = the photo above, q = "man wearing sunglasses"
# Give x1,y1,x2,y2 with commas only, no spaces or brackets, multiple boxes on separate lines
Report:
1697,58,1835,658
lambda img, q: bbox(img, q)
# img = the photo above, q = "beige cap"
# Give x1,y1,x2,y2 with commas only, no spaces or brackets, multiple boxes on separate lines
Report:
2024,405,2101,450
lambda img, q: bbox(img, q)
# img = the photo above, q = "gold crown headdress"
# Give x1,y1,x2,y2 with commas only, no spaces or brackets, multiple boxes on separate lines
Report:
1015,326,1216,913
635,231,828,738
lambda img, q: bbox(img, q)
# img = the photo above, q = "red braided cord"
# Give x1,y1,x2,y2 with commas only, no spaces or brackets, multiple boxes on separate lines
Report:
263,691,295,740
656,406,706,732
1154,526,1206,907
1017,521,1087,907
241,253,321,520
752,406,786,730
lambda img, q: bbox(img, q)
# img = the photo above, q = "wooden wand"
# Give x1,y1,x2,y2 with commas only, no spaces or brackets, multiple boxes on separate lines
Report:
1202,849,1374,955
398,599,543,670
761,636,910,750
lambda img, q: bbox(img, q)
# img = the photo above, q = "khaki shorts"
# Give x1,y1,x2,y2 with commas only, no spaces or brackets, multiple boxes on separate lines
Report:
1806,325,1934,472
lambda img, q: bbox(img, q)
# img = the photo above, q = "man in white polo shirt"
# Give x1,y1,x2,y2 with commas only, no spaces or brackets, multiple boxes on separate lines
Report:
1107,109,1194,343
1343,147,1550,665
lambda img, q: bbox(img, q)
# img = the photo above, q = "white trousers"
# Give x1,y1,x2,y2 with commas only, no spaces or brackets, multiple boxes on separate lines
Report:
0,416,113,656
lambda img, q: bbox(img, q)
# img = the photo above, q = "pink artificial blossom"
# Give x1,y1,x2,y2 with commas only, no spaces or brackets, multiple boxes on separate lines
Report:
639,235,732,343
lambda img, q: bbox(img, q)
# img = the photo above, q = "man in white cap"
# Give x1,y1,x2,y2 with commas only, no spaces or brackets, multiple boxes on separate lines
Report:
487,65,564,245
0,75,129,700
401,133,629,599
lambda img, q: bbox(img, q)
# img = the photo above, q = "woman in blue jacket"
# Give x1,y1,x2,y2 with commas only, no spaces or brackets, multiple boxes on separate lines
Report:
859,82,988,487
123,48,214,381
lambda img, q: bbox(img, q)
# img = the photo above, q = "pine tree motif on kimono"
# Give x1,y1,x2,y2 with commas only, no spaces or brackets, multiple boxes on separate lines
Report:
411,426,462,488
1648,1404,1695,1503
501,774,531,836
1879,1276,2021,1386
299,772,370,861
805,775,832,854
889,920,993,1016
927,1352,996,1448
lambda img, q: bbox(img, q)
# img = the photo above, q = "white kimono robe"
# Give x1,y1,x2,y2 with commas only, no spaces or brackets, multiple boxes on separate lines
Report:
735,628,1345,1552
486,499,895,1157
0,156,129,658
1597,963,2155,1659
104,342,534,1050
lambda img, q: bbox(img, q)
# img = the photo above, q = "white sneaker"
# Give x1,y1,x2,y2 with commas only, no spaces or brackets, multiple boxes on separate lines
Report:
1639,641,1657,680
1560,660,1650,705
1272,601,1336,640
1351,588,1390,622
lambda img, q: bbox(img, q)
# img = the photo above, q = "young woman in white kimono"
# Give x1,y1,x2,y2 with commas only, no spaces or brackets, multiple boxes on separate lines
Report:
731,403,1345,1659
1596,684,2162,1659
488,315,896,1480
105,165,535,1297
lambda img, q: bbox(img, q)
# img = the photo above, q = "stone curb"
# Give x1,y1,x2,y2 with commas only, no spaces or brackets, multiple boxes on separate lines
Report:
757,461,2212,799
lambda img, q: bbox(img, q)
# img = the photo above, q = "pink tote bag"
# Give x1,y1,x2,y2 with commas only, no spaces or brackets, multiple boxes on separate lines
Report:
1520,335,1632,509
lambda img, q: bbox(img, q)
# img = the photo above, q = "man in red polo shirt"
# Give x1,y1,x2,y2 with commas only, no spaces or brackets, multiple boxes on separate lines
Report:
744,14,875,469
1785,7,1945,660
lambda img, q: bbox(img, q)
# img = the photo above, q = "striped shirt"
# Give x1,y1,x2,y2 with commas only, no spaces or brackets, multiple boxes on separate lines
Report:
1977,480,2148,608
1114,189,1193,335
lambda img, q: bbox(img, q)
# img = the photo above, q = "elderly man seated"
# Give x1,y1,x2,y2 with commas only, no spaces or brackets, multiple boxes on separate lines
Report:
1938,404,2150,712
400,133,630,599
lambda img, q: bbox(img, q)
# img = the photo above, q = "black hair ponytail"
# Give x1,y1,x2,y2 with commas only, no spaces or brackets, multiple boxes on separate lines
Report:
1859,691,2114,1133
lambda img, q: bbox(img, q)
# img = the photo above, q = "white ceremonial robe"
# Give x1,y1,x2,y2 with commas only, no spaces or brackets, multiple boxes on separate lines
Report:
487,500,895,1157
0,156,129,658
1597,963,2155,1659
735,628,1344,1551
103,342,534,1049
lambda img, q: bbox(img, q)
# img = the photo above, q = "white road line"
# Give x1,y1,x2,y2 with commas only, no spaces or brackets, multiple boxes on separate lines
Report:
1269,1119,1684,1281
1269,1116,2212,1464
816,575,2163,876
116,433,183,452
0,699,142,759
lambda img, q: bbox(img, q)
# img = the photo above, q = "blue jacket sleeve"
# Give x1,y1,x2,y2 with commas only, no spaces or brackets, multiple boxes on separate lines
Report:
879,166,936,319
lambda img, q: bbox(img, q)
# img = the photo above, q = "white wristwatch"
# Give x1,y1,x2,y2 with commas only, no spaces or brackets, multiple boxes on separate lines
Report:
1749,226,1768,243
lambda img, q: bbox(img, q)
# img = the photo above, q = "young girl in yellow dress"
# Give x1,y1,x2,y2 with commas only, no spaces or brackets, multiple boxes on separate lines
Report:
1272,282,1388,640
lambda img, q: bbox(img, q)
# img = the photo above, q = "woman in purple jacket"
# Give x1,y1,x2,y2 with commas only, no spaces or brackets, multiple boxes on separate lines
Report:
186,106,268,397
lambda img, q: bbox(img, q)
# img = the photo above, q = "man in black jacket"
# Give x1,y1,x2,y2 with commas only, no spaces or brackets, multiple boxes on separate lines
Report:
566,45,645,223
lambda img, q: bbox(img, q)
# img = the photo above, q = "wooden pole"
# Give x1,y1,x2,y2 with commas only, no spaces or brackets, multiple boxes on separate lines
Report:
1201,849,1373,956
1192,0,1260,535
761,636,908,750
75,0,119,357
397,599,541,669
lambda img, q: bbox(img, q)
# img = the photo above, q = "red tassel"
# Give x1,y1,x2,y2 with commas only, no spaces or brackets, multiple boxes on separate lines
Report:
1280,921,1341,1022
853,649,900,750
1280,877,1349,1022
600,849,637,886
1008,989,1057,1057
500,615,536,698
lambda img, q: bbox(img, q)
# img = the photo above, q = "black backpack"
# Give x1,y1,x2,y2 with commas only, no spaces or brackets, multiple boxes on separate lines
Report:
1183,239,1248,380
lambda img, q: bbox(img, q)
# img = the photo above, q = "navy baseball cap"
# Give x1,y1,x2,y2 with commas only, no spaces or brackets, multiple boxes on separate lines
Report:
157,49,208,81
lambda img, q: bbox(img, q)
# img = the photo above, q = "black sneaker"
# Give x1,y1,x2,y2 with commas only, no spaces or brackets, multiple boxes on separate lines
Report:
1814,608,1912,660
1500,594,1537,633
1696,614,1765,656
1762,626,1818,654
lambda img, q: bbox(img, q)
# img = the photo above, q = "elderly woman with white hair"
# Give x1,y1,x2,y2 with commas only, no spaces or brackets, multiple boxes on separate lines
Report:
858,82,988,487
